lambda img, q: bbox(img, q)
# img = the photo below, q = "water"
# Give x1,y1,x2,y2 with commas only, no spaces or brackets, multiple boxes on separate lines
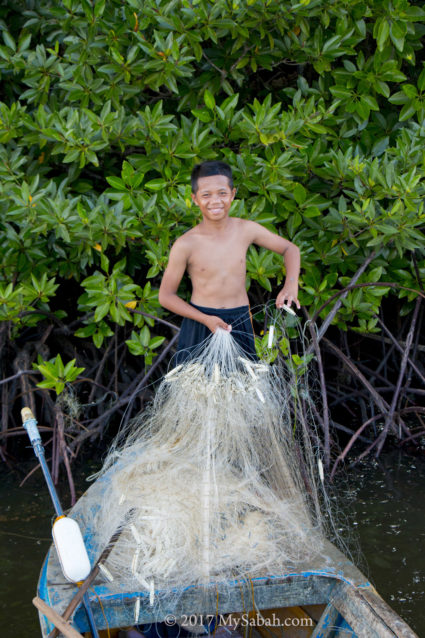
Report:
345,451,425,635
0,464,94,636
1,452,424,636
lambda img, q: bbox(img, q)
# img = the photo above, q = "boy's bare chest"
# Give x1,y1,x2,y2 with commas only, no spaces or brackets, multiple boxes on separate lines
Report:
187,234,248,278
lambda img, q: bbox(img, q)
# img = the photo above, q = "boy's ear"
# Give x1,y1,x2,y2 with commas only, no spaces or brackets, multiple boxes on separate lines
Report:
231,187,237,200
191,191,198,205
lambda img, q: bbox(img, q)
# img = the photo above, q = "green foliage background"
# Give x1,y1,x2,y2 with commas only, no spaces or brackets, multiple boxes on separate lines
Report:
1,0,425,369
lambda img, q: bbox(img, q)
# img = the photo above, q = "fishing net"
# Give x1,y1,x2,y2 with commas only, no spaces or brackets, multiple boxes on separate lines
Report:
76,308,336,600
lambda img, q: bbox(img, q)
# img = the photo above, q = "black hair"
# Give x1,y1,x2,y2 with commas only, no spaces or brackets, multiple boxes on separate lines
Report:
191,161,233,193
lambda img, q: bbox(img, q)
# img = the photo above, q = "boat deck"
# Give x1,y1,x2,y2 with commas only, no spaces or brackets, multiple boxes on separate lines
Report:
38,535,417,638
36,471,418,638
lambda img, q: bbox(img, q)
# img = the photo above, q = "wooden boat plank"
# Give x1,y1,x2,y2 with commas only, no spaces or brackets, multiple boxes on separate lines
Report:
358,587,419,638
330,581,419,638
37,552,418,638
310,602,342,637
244,606,315,638
71,574,334,633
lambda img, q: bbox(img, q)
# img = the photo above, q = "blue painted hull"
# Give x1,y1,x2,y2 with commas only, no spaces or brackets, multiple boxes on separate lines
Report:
36,474,417,638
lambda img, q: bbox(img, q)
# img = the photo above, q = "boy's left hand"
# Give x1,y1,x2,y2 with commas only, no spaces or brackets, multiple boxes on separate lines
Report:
276,284,300,310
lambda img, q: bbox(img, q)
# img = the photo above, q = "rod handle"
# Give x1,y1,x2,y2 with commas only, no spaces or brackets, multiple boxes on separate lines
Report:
21,406,35,422
21,406,41,446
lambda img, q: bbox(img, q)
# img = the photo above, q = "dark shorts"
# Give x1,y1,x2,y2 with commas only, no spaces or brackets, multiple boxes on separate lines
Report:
175,303,258,365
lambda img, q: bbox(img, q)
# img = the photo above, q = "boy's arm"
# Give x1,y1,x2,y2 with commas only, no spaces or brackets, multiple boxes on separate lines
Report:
158,239,232,333
247,221,301,309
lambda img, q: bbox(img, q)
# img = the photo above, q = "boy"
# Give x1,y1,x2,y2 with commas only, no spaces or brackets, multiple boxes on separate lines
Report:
158,161,300,362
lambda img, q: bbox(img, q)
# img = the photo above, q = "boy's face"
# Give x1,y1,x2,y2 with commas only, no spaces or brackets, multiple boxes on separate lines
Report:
191,175,236,223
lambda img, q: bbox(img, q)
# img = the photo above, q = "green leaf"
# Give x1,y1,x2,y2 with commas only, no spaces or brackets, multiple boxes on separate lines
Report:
94,0,106,17
375,81,390,98
145,178,167,191
291,354,303,366
330,86,352,99
399,103,416,121
418,68,425,92
293,183,306,205
36,379,57,390
75,324,97,338
121,161,134,183
191,108,212,123
389,24,405,52
140,325,150,347
388,91,408,105
150,336,165,349
93,332,104,348
402,84,417,99
404,6,425,19
204,89,216,110
94,302,111,322
369,266,383,281
101,253,110,274
55,382,66,395
371,137,389,156
356,99,370,121
376,19,389,51
3,31,16,51
18,34,32,52
126,338,143,356
304,206,321,218
362,95,379,111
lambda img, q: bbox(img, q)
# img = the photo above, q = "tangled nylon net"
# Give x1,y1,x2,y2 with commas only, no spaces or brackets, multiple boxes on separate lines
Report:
76,313,334,600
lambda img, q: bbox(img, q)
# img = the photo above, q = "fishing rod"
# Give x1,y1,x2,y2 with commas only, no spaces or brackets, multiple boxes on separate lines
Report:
21,407,100,638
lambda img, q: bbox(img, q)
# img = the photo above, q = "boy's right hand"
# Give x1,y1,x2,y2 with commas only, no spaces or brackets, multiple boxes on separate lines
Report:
204,315,232,334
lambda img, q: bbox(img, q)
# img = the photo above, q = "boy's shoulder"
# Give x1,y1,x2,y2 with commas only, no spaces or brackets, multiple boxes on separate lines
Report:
173,217,256,247
174,225,200,245
170,226,199,257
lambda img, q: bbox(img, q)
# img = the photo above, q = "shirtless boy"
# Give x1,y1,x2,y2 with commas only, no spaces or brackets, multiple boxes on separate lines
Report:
158,161,301,362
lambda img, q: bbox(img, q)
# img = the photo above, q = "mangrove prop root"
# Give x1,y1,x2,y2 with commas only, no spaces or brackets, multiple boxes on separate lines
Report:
2,298,424,480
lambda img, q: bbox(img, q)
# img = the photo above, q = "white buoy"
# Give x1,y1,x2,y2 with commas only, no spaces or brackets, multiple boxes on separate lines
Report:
132,547,140,574
149,579,155,606
318,458,324,483
134,597,140,623
282,304,296,316
267,325,275,348
252,363,269,373
135,573,151,589
52,516,91,583
239,357,258,380
130,523,142,545
165,364,183,380
98,562,114,582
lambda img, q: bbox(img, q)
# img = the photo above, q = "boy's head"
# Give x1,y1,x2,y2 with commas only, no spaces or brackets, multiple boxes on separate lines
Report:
191,161,236,222
191,161,233,193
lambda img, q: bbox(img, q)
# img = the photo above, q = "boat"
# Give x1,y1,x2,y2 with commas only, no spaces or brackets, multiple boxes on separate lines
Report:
21,393,418,638
36,475,418,638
